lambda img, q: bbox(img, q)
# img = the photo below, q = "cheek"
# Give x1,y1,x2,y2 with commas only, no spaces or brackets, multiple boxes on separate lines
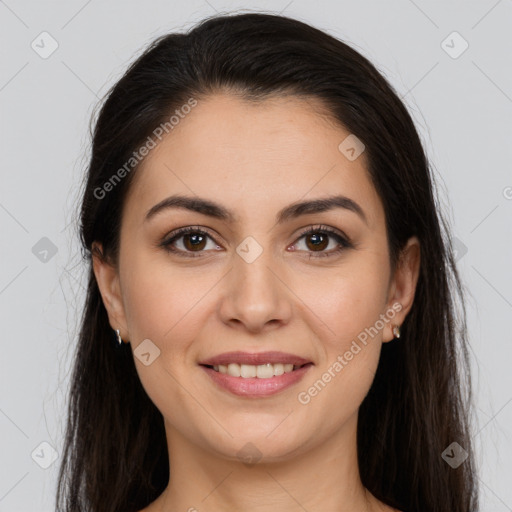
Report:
292,257,389,422
120,250,214,344
295,290,385,432
293,258,389,344
119,254,211,425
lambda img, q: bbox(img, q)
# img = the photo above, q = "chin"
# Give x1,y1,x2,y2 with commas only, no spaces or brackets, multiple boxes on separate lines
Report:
205,428,309,464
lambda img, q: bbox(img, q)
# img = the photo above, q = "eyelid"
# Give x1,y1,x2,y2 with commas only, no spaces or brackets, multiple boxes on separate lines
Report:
291,224,352,258
158,225,221,258
294,224,350,243
159,224,352,258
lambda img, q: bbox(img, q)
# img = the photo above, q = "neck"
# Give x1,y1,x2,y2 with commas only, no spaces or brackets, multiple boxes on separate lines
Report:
155,413,384,512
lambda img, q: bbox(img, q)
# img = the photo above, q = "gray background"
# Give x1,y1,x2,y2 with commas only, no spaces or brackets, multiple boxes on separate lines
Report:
1,0,511,510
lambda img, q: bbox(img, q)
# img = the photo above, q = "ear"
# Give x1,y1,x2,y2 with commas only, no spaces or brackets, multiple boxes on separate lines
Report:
91,242,130,341
383,236,421,343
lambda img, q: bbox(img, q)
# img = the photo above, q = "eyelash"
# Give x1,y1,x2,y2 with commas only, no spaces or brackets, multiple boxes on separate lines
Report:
159,224,352,259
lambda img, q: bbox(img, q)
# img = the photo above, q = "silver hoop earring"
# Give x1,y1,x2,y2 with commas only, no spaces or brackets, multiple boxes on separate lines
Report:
392,324,401,339
115,329,123,346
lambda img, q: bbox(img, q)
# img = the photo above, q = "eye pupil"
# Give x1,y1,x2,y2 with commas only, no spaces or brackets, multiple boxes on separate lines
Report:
306,233,328,251
184,233,207,251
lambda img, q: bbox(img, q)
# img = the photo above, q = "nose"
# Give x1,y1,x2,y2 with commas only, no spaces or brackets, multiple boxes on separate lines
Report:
217,248,293,334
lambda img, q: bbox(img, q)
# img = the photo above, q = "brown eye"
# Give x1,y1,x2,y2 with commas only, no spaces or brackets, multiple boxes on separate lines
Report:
292,225,352,258
160,227,221,258
304,233,329,252
182,232,208,251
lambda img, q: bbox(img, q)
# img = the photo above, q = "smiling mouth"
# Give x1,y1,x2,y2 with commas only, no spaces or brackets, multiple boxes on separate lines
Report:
201,362,313,379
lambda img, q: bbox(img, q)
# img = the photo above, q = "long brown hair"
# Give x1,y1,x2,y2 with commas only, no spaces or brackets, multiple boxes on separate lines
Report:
56,12,479,512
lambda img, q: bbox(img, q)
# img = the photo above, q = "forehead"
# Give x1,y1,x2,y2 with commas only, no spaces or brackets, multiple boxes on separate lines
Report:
124,93,383,230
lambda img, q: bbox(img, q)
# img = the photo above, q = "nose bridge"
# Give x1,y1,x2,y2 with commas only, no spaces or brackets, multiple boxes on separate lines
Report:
219,236,291,331
236,245,276,295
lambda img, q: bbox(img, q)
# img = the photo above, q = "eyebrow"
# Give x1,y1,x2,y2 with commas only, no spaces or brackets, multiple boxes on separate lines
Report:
144,194,368,226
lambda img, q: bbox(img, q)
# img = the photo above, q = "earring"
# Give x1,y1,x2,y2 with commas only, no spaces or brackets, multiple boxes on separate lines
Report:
115,329,123,346
392,324,401,339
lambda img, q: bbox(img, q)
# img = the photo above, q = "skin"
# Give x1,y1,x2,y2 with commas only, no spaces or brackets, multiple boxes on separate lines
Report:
93,92,420,512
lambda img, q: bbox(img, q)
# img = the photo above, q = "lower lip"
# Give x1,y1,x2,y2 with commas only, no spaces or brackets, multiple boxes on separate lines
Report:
200,363,313,397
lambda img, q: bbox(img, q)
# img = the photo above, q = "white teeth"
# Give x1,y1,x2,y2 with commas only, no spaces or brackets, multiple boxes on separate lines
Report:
257,364,275,379
273,363,285,376
228,363,241,377
211,362,299,378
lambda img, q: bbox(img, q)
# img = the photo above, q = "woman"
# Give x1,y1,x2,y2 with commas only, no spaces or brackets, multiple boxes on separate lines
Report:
56,12,479,512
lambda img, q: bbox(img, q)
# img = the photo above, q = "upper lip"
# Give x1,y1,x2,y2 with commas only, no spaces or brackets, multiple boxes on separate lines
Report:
199,351,312,367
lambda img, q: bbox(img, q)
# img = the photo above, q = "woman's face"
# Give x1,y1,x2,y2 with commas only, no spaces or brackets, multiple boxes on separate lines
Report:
94,92,419,462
